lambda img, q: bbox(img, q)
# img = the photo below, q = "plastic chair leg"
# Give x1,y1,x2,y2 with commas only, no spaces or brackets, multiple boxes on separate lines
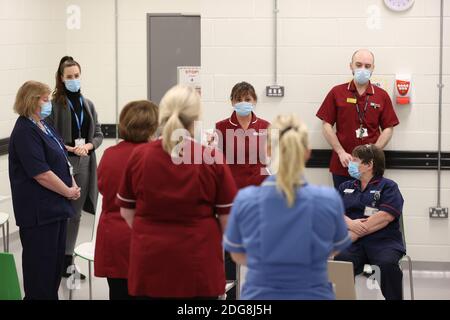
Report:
68,285,73,300
405,255,414,300
88,261,92,300
236,264,241,300
1,224,5,252
6,220,9,253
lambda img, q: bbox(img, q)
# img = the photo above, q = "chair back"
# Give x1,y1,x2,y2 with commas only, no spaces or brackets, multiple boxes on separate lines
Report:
91,194,103,246
399,214,407,251
0,253,22,300
328,260,356,300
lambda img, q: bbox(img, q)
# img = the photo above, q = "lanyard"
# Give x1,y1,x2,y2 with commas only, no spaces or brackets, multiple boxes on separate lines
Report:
355,94,370,128
66,97,84,138
29,118,74,175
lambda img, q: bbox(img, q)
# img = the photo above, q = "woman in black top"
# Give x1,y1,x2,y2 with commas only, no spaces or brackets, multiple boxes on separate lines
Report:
48,56,104,278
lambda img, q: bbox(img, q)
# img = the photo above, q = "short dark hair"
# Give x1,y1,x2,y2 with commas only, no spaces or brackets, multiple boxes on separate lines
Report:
119,100,159,142
352,144,385,177
230,81,257,102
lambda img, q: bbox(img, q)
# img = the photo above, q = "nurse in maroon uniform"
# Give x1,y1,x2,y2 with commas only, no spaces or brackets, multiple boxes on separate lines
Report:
214,82,270,299
116,85,237,299
94,100,158,300
215,82,270,189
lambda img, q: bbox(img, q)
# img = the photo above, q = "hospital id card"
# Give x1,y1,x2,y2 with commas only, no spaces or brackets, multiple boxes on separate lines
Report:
356,128,368,139
75,138,85,147
364,206,379,217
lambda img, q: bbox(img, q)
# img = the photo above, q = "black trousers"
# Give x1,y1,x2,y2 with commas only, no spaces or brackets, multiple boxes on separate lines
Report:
107,278,133,300
224,251,236,300
19,220,67,300
335,242,404,300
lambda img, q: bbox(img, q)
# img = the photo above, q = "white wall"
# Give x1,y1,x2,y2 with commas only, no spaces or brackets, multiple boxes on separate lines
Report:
201,0,450,262
0,0,68,233
64,0,201,123
0,0,200,234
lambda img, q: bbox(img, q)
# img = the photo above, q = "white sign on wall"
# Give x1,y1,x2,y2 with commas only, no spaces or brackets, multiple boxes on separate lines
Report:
177,66,201,96
66,5,81,30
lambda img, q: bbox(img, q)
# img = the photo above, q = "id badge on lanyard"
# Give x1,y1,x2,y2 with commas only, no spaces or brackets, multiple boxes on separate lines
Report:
364,190,381,217
355,95,369,139
33,118,75,177
75,138,85,147
67,98,85,146
356,127,368,139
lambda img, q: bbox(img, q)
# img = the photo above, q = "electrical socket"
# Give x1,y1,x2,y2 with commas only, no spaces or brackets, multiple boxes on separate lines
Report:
266,85,284,97
429,207,449,219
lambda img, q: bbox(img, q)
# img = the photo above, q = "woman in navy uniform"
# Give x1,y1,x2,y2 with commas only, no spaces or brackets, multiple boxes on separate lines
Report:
334,144,405,300
224,114,351,299
8,81,80,299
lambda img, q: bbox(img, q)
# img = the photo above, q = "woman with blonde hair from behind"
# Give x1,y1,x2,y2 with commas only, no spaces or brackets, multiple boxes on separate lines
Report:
116,85,237,299
224,114,352,300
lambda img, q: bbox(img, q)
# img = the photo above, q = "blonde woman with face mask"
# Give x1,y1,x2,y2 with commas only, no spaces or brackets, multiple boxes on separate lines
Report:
224,114,351,300
9,81,80,299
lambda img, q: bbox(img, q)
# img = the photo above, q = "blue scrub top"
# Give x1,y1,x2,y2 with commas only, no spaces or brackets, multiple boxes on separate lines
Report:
8,116,75,228
224,175,351,300
338,176,405,253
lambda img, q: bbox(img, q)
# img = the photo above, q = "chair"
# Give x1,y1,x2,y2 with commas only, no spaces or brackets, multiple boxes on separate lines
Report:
328,260,356,300
399,215,414,300
0,212,9,252
68,195,102,300
361,215,414,300
222,264,241,300
0,253,22,300
220,251,241,300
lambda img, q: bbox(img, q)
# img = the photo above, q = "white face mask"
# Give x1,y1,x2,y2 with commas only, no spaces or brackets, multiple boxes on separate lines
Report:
353,68,372,85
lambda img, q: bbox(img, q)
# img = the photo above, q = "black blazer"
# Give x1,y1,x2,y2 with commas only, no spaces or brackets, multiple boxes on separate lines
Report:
48,96,103,214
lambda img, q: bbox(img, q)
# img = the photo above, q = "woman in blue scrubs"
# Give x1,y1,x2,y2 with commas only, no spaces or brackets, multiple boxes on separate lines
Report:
8,81,80,299
224,114,351,300
334,144,405,300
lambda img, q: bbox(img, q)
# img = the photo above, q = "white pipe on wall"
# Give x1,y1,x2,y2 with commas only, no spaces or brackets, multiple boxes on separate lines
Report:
436,0,444,207
273,0,279,85
115,0,119,143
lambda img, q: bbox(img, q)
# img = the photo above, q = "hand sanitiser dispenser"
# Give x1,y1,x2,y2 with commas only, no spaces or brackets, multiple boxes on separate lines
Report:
395,74,412,105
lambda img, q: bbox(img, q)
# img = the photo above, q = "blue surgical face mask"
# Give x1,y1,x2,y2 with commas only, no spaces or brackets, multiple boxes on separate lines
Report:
40,101,52,119
348,161,361,180
234,102,254,117
64,79,81,92
353,68,372,85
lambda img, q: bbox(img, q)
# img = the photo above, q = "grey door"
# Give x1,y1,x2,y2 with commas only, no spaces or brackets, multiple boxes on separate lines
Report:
147,14,200,104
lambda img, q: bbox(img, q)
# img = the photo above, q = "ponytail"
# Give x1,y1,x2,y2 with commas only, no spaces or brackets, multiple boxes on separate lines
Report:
162,111,185,154
270,115,309,207
159,85,201,156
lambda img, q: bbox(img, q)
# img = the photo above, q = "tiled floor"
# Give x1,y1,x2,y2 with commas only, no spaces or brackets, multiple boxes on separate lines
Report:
4,213,450,300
